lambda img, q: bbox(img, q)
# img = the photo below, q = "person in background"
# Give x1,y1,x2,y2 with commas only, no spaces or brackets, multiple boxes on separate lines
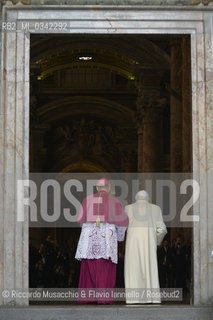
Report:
29,237,39,288
171,236,188,292
157,239,172,288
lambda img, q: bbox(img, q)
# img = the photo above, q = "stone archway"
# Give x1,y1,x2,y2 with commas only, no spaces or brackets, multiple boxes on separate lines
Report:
60,161,107,173
30,95,137,173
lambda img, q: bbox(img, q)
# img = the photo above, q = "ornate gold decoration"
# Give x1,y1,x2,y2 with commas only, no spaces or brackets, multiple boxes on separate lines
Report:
36,49,137,80
60,161,107,173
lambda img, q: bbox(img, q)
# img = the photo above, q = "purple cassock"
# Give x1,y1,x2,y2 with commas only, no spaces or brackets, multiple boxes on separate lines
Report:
75,190,129,304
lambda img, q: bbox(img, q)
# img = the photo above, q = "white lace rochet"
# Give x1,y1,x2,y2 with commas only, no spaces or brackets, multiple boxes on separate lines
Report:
75,222,126,264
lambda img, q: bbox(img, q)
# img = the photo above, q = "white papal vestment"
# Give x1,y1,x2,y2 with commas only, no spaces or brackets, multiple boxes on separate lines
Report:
124,199,167,303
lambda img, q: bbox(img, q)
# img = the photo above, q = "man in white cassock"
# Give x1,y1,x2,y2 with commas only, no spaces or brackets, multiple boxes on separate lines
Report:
124,190,167,304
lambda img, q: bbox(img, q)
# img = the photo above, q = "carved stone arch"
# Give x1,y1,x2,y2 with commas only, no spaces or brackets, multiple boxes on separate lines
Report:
52,154,118,173
37,96,135,125
38,96,137,173
60,161,107,173
31,35,170,70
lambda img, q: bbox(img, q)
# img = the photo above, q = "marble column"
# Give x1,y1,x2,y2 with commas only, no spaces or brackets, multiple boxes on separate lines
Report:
170,40,183,173
0,28,29,305
169,40,183,243
182,37,192,173
180,37,193,246
141,104,162,173
136,97,143,173
30,125,49,172
0,4,3,303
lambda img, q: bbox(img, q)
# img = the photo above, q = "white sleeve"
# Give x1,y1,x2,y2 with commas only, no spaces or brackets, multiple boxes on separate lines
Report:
156,208,167,245
116,226,127,242
125,205,133,227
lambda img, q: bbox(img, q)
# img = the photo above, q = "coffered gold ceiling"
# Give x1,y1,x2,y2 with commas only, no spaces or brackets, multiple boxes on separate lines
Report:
31,35,170,77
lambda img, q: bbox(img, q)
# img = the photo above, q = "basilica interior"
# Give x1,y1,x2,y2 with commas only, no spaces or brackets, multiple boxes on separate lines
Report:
29,34,192,303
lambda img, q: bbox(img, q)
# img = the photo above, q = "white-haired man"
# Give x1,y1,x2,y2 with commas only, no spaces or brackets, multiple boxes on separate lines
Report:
124,190,167,304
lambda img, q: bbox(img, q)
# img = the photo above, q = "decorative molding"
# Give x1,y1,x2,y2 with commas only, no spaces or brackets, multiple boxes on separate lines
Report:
1,0,213,6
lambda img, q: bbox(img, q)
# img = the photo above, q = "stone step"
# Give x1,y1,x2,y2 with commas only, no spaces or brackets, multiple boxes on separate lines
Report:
0,306,213,320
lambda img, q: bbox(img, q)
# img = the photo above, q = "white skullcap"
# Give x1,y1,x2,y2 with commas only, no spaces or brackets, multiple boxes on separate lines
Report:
135,190,149,201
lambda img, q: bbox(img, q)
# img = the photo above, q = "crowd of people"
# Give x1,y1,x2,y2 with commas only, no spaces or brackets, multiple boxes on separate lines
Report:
29,234,191,293
157,236,191,293
29,235,76,288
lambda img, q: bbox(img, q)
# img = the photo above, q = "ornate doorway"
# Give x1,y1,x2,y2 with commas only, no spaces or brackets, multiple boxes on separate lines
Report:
0,5,212,306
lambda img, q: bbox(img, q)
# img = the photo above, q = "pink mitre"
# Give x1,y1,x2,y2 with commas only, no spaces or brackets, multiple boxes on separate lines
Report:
96,178,109,186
